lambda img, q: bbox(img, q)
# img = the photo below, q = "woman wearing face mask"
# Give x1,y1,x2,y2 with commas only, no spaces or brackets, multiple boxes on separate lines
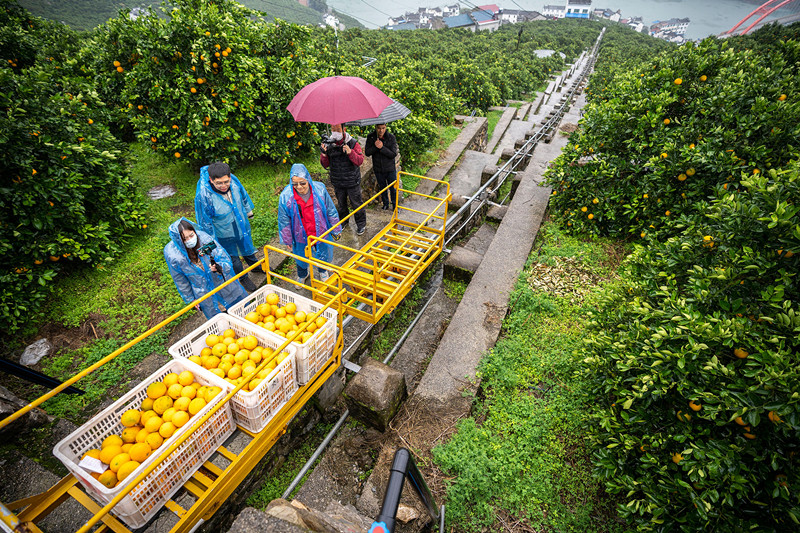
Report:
164,218,249,319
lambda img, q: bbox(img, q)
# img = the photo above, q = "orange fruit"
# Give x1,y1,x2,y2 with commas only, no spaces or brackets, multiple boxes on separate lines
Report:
181,385,197,399
109,452,131,473
227,342,239,355
167,383,184,399
145,432,163,450
676,410,691,422
257,303,271,316
266,293,280,305
672,453,683,464
82,448,102,460
188,398,207,415
275,307,287,319
128,442,152,463
242,335,258,350
688,401,702,412
121,443,133,453
245,311,260,323
174,396,191,412
135,428,150,443
204,355,221,369
117,461,140,482
733,348,749,359
205,386,222,402
153,396,173,414
147,382,167,399
227,365,242,379
178,370,194,387
294,311,307,323
161,407,176,423
210,368,225,378
100,445,123,465
212,343,227,357
248,378,262,391
144,415,163,433
315,316,327,329
102,435,123,449
222,337,235,346
734,416,747,426
188,355,202,365
98,470,117,488
140,410,158,425
121,426,141,443
159,422,177,439
205,334,220,347
172,410,190,428
249,351,262,364
285,302,297,314
768,411,783,424
120,409,140,427
222,328,236,338
163,373,180,387
743,432,756,439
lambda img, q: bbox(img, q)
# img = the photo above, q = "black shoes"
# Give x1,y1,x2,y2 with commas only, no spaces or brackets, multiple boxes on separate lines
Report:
356,226,366,236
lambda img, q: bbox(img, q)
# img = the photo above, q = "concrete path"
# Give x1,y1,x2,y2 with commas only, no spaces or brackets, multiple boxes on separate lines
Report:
484,107,516,154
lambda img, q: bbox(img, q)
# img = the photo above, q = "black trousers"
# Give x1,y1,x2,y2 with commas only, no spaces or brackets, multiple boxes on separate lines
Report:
375,170,397,206
230,253,258,292
333,183,366,229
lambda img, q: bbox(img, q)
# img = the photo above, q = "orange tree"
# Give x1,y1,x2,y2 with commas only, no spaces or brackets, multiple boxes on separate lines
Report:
1,2,146,335
84,0,322,165
582,161,800,531
546,34,800,239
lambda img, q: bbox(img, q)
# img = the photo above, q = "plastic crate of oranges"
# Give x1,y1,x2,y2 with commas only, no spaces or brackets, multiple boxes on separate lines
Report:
227,285,337,385
53,360,234,529
168,313,298,433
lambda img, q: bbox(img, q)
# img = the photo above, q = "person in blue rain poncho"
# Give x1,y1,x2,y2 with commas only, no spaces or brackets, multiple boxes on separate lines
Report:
195,162,258,292
278,163,342,283
164,218,249,319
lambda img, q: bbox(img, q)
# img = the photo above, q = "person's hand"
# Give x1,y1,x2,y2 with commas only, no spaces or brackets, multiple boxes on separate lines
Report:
194,304,201,312
342,144,352,155
247,210,254,219
210,263,221,274
333,232,342,242
374,139,383,149
321,143,327,153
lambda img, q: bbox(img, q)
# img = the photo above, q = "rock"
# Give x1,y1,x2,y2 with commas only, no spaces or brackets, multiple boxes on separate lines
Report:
444,247,482,283
396,504,419,524
342,359,406,432
146,184,177,200
313,366,346,412
228,506,309,533
0,385,50,442
20,338,52,366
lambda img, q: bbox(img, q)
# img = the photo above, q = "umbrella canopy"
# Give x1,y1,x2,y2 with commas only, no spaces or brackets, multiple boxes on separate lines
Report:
344,99,412,127
287,76,393,125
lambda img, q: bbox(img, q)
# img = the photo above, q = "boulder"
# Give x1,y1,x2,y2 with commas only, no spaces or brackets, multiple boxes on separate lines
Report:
20,338,52,366
342,359,405,432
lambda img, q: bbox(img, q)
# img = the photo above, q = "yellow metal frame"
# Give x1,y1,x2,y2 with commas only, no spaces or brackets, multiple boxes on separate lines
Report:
0,258,346,533
308,171,451,323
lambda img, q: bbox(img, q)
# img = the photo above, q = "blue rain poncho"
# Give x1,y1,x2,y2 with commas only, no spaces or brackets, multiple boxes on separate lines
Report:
278,163,341,273
164,218,249,319
195,166,256,257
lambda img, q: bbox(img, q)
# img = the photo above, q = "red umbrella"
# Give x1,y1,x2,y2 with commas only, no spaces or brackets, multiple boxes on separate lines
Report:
287,76,393,125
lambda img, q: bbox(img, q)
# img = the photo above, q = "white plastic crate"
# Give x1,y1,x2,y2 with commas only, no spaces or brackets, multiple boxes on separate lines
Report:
226,284,337,385
168,313,298,433
53,359,234,529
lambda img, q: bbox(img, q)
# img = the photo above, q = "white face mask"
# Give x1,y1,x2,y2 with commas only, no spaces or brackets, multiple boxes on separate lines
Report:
329,131,343,142
184,235,198,248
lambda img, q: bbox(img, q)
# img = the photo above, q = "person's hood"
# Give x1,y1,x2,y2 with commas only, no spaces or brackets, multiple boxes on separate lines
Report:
289,163,314,188
167,217,213,260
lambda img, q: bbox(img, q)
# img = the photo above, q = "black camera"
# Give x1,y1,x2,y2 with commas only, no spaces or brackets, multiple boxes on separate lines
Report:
320,134,338,151
197,242,217,256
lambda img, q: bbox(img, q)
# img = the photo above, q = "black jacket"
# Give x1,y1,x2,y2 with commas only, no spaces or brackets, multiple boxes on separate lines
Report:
322,137,362,188
365,130,398,174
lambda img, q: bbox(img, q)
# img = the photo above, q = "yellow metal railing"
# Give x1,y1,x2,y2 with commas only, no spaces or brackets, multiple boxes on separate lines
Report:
306,171,451,323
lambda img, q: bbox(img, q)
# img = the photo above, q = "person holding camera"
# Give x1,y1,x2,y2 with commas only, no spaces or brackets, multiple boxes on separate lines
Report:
365,123,398,210
195,161,258,292
320,123,367,236
164,218,249,319
278,163,343,283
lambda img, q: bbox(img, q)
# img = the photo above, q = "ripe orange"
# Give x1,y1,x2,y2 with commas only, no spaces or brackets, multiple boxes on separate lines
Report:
676,410,691,422
733,348,749,359
146,382,167,399
128,442,151,463
245,311,260,323
153,396,173,415
181,385,196,399
100,445,123,465
188,398,207,415
117,461,140,482
102,435,124,449
174,396,191,412
109,452,131,473
734,416,747,426
768,411,783,424
778,94,786,101
688,401,702,412
205,386,222,402
167,383,183,399
172,410,190,428
743,432,756,439
145,432,163,450
144,415,163,433
163,373,179,387
159,422,177,439
674,78,682,85
98,470,117,488
672,453,683,464
178,370,194,387
162,407,176,423
120,409,141,427
663,118,670,125
266,293,280,305
205,334,220,347
121,426,140,443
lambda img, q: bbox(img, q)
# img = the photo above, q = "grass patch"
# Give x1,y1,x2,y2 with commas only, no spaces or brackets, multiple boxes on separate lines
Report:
247,419,333,507
432,221,626,532
403,123,461,193
442,278,466,300
486,109,503,141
